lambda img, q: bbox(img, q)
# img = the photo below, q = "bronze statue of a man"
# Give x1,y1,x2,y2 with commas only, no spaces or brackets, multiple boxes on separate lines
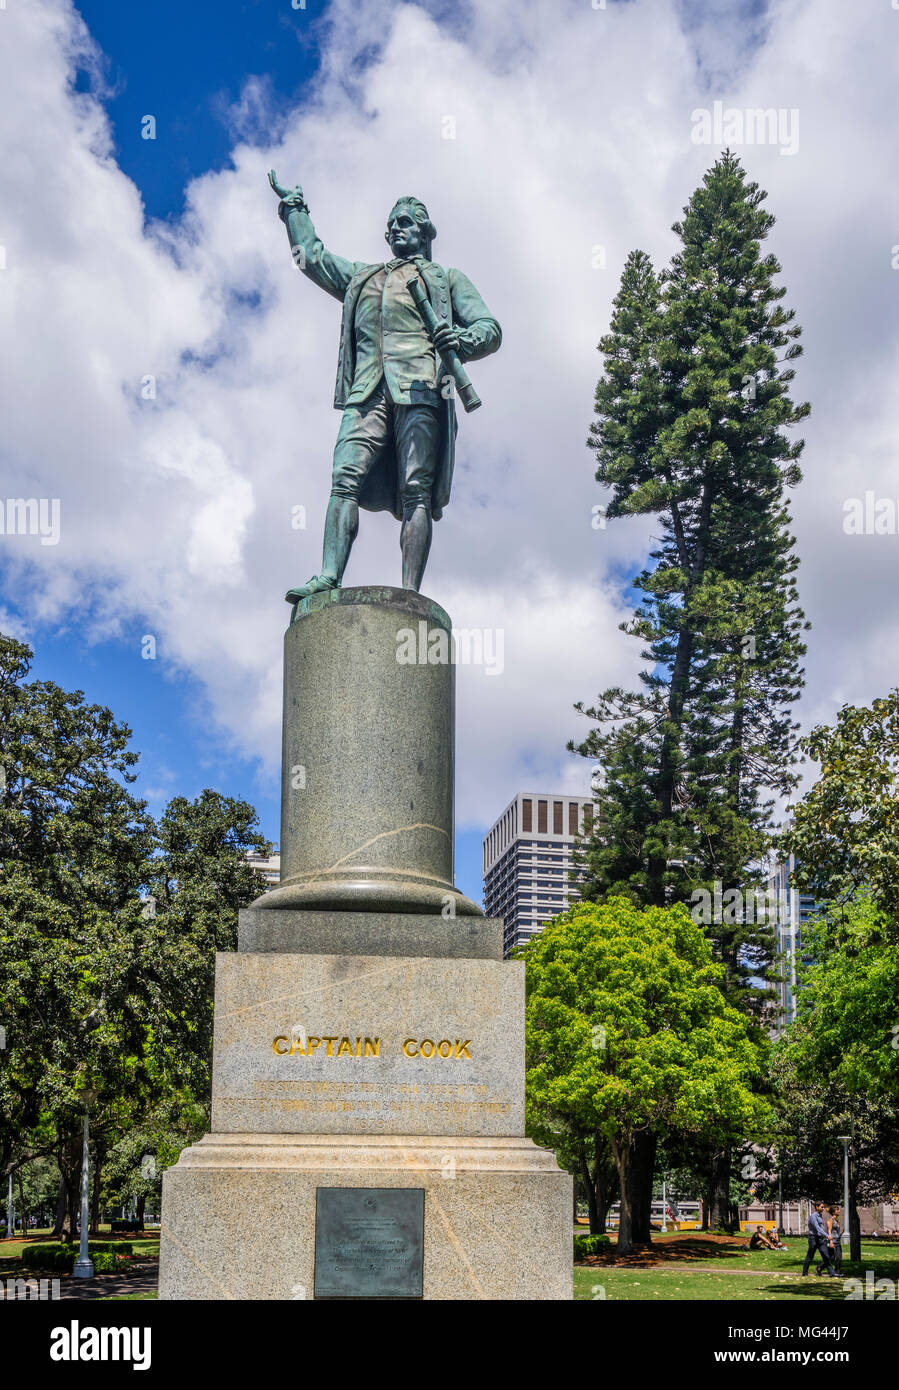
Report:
269,173,502,603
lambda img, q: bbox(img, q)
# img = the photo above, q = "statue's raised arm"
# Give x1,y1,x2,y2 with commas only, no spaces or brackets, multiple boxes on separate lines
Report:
269,169,358,302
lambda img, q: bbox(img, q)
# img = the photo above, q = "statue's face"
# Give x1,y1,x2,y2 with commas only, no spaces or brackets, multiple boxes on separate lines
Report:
386,207,425,259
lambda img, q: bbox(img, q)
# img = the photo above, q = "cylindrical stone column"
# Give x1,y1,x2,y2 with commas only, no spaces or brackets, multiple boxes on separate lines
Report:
255,586,482,916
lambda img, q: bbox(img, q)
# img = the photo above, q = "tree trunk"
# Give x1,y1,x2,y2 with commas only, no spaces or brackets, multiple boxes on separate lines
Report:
136,1193,146,1230
59,1132,82,1241
848,1171,861,1262
709,1147,733,1229
592,1136,617,1235
90,1153,102,1235
51,1174,67,1239
594,1170,610,1235
579,1152,599,1234
614,1130,657,1255
66,1177,77,1241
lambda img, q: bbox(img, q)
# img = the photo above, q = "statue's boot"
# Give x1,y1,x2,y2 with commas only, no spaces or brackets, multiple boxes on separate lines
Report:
284,574,339,605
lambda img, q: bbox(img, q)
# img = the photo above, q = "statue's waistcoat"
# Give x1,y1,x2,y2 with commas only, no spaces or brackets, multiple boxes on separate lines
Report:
334,259,453,411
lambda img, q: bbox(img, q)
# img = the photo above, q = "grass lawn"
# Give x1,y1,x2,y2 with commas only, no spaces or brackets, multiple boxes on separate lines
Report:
574,1236,899,1301
575,1267,839,1300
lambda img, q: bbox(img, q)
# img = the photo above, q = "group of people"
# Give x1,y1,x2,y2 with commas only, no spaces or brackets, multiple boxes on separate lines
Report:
801,1200,843,1277
746,1201,844,1276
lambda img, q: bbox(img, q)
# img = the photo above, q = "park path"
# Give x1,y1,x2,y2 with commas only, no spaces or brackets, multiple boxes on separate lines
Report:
0,1261,159,1300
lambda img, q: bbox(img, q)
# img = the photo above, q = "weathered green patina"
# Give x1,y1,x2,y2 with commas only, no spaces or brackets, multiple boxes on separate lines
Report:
269,172,502,614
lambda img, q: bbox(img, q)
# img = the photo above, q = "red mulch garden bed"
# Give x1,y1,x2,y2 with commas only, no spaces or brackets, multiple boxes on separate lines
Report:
577,1231,751,1267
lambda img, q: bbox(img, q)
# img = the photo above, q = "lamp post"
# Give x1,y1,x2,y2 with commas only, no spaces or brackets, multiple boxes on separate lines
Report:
661,1174,668,1233
837,1136,850,1248
6,1172,12,1242
73,1089,97,1279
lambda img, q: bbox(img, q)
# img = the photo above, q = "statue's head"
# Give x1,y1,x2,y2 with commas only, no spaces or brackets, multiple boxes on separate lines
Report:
385,196,436,260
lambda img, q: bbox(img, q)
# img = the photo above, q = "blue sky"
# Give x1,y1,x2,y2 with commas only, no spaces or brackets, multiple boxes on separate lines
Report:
76,0,326,221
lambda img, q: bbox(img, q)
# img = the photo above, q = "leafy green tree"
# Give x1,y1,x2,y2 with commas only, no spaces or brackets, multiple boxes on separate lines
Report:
761,1025,899,1260
778,697,899,1255
788,899,899,1102
783,692,899,936
0,634,268,1233
18,1155,60,1231
657,1133,761,1231
0,632,154,1226
101,1090,207,1226
523,897,769,1253
762,897,899,1258
146,789,270,1082
526,1120,619,1236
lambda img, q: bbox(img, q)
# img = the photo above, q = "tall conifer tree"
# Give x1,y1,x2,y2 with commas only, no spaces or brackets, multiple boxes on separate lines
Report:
572,152,809,1005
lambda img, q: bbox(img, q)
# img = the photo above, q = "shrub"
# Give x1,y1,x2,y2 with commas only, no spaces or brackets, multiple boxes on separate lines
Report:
91,1251,130,1274
573,1234,611,1260
20,1241,134,1272
21,1246,76,1272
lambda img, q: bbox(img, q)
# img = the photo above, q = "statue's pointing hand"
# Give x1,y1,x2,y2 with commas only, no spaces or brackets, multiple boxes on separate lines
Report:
269,170,307,221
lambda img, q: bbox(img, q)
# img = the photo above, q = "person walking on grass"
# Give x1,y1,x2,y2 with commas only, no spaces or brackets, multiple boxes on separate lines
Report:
802,1201,837,1277
818,1206,843,1276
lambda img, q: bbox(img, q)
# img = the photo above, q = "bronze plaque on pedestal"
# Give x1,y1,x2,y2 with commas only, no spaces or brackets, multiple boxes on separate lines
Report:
313,1188,425,1299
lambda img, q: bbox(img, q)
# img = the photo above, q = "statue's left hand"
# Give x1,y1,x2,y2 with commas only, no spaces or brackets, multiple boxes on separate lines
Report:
432,323,461,356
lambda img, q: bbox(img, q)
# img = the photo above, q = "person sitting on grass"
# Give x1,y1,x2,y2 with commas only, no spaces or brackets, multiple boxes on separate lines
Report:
749,1226,777,1250
749,1225,786,1251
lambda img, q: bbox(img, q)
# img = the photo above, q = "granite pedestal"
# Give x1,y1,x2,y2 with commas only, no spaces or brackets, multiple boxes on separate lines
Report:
159,589,571,1300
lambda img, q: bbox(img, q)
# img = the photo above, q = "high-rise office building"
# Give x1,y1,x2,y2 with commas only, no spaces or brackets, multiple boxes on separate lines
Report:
482,791,593,957
765,847,819,1029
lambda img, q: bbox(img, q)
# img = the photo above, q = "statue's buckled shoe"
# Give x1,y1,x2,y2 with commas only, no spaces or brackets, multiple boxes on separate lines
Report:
285,575,339,605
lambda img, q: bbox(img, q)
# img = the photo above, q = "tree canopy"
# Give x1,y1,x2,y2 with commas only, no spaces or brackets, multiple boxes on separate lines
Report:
0,633,268,1231
523,897,769,1251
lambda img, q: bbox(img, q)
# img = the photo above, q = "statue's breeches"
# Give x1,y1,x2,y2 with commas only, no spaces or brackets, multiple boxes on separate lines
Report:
331,382,442,516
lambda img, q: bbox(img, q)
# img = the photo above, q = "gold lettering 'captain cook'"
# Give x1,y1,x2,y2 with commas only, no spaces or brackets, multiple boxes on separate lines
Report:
403,1038,471,1059
271,1035,472,1059
272,1036,379,1057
